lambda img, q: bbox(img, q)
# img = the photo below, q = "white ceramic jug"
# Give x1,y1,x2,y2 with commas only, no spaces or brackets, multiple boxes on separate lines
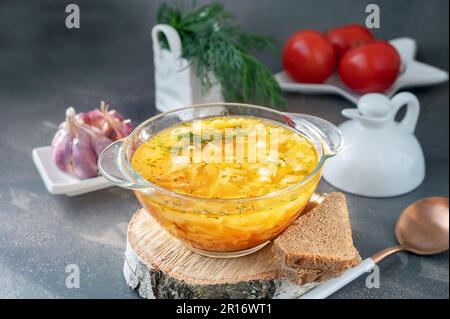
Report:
323,92,425,197
152,24,223,112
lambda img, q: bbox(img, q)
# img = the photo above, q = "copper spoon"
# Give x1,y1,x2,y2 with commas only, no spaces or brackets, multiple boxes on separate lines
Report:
301,197,449,299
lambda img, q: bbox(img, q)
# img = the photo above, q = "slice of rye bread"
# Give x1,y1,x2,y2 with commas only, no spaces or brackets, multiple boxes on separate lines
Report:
273,192,360,271
280,250,362,285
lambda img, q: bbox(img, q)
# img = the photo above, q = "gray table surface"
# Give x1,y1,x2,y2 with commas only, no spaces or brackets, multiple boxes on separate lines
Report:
0,0,448,299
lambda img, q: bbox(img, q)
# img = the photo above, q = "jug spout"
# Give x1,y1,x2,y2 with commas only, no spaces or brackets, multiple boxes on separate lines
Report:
287,113,343,158
341,108,387,128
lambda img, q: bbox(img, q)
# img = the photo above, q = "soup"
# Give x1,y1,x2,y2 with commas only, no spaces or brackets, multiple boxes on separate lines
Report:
131,116,321,253
132,116,318,198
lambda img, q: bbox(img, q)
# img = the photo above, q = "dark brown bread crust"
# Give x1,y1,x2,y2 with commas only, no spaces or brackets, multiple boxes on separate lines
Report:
279,250,362,285
273,192,362,284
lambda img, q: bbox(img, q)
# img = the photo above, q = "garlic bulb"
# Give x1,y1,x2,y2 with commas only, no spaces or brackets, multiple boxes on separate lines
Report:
52,107,114,179
78,101,133,141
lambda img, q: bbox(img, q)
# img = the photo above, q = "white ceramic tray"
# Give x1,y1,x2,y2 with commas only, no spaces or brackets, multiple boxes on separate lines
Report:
32,146,112,196
275,37,449,104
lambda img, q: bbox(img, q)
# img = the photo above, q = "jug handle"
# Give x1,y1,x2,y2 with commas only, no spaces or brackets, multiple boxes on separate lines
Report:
98,139,149,190
151,24,183,59
286,113,344,158
390,92,420,134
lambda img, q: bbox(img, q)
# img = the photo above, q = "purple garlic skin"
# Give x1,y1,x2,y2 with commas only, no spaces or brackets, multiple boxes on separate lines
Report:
113,118,133,140
52,104,126,180
71,128,98,179
51,126,74,175
78,101,133,141
92,134,113,157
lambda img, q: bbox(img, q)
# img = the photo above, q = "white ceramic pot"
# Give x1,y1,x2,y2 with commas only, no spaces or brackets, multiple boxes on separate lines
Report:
323,92,425,197
151,24,223,112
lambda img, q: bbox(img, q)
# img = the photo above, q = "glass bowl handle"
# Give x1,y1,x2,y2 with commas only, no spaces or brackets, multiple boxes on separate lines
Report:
286,113,344,158
98,139,150,190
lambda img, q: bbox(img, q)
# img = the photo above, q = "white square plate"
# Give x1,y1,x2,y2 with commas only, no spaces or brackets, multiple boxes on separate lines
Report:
32,146,113,196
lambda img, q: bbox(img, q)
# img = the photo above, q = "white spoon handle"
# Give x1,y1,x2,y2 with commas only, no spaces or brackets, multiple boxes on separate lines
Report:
300,258,376,299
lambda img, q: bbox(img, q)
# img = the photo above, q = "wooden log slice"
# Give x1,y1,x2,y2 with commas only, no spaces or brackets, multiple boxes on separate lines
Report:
124,194,324,299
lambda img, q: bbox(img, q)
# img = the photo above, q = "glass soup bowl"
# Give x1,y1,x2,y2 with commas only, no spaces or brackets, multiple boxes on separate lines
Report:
98,103,343,258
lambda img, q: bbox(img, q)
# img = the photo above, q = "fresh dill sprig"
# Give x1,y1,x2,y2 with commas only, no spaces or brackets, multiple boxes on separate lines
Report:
156,1,285,108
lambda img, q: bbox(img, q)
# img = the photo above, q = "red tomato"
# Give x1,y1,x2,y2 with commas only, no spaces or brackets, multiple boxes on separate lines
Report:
339,41,401,93
326,24,375,60
283,30,336,83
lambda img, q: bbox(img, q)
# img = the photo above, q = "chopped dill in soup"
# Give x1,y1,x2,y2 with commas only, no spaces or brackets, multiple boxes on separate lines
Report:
131,116,318,199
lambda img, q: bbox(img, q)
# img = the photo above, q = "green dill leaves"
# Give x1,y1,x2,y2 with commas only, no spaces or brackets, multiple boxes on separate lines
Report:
156,1,285,108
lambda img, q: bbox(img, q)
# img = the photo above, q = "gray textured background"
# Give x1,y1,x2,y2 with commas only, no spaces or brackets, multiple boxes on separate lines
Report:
0,0,448,298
